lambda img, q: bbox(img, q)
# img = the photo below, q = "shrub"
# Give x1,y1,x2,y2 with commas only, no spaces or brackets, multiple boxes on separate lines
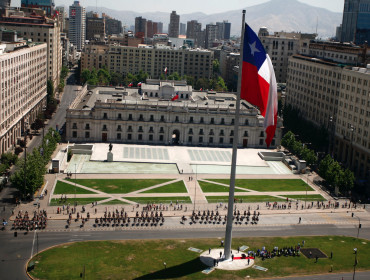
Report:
15,147,24,155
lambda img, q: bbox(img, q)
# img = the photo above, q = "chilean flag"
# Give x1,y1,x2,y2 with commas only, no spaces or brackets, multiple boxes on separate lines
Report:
240,24,278,148
128,82,133,87
171,92,179,101
137,81,142,87
164,67,168,74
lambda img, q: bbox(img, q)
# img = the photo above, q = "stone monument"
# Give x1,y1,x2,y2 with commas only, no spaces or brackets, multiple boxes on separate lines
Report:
107,143,113,162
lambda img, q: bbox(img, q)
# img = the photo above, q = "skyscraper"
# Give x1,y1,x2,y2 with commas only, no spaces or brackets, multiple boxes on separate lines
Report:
205,24,218,49
216,20,231,40
21,0,54,16
157,22,163,33
69,1,86,51
168,11,180,38
187,20,201,39
341,0,370,45
180,23,186,35
0,0,11,9
135,16,147,38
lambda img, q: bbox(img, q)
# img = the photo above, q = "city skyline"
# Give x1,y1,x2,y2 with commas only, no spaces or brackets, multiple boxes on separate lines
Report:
11,0,345,14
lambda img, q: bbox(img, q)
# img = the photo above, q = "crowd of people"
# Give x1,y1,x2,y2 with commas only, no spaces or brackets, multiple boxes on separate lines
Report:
186,210,260,225
11,210,48,231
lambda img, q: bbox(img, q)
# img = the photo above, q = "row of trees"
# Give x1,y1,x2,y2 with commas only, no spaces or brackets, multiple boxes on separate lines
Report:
283,104,328,152
58,66,69,93
280,131,318,166
0,153,18,174
10,128,61,197
319,155,355,194
80,66,228,92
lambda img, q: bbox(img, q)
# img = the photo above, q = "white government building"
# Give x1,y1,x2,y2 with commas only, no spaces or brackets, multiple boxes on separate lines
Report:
66,80,283,148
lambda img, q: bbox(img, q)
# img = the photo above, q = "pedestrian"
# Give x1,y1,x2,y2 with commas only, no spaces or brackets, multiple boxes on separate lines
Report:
92,202,94,207
315,255,318,262
331,251,333,259
302,240,305,247
309,251,312,259
248,258,250,265
238,246,240,253
232,254,234,261
213,259,216,267
219,251,222,258
209,247,211,254
299,217,301,224
221,240,224,247
182,169,183,173
216,259,219,266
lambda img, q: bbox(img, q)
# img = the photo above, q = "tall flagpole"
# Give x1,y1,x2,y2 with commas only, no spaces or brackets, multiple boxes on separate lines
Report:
224,9,246,260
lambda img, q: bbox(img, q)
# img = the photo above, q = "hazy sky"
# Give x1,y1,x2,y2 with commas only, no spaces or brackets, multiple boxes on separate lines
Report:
11,0,345,14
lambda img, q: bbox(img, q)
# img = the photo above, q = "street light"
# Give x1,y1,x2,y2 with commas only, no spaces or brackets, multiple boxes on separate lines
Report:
352,213,361,239
163,262,167,280
327,116,333,156
349,125,355,170
23,118,28,199
353,247,358,280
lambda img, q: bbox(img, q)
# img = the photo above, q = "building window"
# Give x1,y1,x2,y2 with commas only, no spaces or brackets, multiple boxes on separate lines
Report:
85,124,90,130
72,131,77,138
175,116,179,122
117,125,122,131
221,118,225,124
150,115,154,121
272,139,276,146
160,115,165,122
160,127,165,133
85,131,90,138
128,134,132,140
199,136,203,143
229,138,233,144
138,126,143,132
103,113,107,119
188,136,193,143
199,129,204,135
128,114,133,120
160,135,164,141
72,123,77,129
200,117,204,123
149,134,153,141
138,134,143,140
210,118,214,124
118,113,122,119
102,125,107,131
259,139,264,145
189,117,194,123
117,133,121,140
209,137,213,143
220,137,224,144
189,128,193,134
139,114,144,121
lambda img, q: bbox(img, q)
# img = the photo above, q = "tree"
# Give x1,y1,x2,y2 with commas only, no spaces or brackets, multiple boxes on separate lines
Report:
337,168,355,194
213,59,220,74
184,75,195,87
167,72,181,81
304,150,318,166
160,73,166,80
97,68,111,85
61,66,69,79
81,69,91,84
281,131,295,148
47,80,54,105
292,140,303,155
318,155,334,179
325,161,342,187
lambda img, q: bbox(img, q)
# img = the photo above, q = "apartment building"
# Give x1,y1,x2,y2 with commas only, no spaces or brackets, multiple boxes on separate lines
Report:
102,13,123,36
205,24,218,50
186,20,201,40
21,0,54,16
135,16,147,38
285,42,370,179
69,1,86,51
258,27,316,83
0,31,47,155
55,6,67,32
81,44,214,81
108,34,142,47
0,7,62,91
86,17,105,41
168,11,180,38
66,80,282,148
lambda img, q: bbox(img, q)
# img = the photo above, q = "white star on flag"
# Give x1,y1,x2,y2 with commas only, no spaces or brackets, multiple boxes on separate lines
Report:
249,41,260,56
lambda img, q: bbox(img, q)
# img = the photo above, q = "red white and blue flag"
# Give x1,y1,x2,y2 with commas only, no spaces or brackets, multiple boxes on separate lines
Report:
128,82,133,87
240,24,277,148
137,81,142,87
164,67,168,74
171,92,179,101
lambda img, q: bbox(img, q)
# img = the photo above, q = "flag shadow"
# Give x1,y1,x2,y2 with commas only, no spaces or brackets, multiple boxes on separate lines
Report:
133,257,208,279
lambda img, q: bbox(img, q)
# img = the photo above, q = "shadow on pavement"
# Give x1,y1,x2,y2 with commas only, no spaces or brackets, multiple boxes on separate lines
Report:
133,258,208,279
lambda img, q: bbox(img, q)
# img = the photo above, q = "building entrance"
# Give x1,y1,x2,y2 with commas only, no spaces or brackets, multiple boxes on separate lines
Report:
172,130,180,145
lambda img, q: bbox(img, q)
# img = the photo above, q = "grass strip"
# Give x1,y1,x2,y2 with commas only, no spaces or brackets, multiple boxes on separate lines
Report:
284,195,326,201
206,195,286,203
67,179,173,194
206,179,314,192
142,180,188,194
198,181,248,193
125,196,192,204
29,236,370,280
53,181,97,195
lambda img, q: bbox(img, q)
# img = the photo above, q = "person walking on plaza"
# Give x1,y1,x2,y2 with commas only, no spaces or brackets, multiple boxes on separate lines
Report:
238,246,240,253
209,247,211,254
299,217,301,224
219,251,222,258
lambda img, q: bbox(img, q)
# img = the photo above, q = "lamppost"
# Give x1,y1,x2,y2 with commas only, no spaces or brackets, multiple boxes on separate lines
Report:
353,247,358,280
23,118,28,199
349,125,355,170
41,106,46,163
75,164,77,206
163,262,167,280
352,213,361,239
327,116,333,156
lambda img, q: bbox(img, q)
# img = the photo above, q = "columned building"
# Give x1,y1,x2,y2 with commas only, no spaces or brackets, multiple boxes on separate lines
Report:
66,80,283,148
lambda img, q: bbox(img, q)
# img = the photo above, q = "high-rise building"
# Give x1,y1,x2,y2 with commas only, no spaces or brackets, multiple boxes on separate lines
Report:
168,11,179,38
0,0,11,9
186,20,201,40
180,23,186,35
103,15,123,36
157,22,163,33
216,20,231,40
147,20,155,38
86,17,105,41
195,30,205,48
341,0,370,45
135,16,147,38
21,0,54,16
69,1,86,51
205,24,218,49
0,7,62,90
0,30,48,155
55,6,66,32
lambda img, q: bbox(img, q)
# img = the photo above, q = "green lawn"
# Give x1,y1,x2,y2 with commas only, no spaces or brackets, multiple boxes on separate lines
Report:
198,181,249,193
142,180,188,193
50,197,109,206
100,199,130,205
206,179,314,192
53,181,97,195
206,195,286,203
29,236,370,280
125,196,192,204
284,195,326,201
67,179,173,194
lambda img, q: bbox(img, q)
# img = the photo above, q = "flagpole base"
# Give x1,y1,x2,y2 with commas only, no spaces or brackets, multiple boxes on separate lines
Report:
200,249,254,271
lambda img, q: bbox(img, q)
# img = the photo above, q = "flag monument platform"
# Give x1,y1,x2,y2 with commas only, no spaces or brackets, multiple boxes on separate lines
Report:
200,249,255,271
223,9,278,261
